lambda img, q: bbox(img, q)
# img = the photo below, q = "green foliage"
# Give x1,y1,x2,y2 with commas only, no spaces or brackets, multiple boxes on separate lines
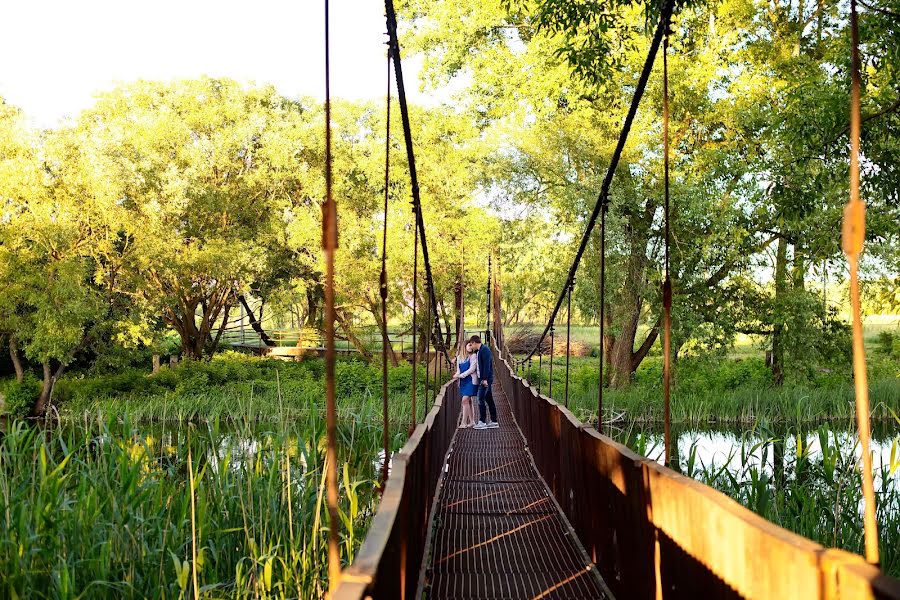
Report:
1,374,41,418
876,330,900,360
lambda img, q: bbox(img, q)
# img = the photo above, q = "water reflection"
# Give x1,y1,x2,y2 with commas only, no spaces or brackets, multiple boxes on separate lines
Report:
609,421,900,495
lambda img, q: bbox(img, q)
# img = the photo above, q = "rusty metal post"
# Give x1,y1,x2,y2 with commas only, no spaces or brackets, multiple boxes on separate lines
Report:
485,255,492,341
598,199,607,432
322,0,341,588
410,219,418,435
847,0,880,566
380,49,392,487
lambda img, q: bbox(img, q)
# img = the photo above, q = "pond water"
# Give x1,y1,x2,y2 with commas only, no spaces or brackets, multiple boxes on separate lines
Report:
609,421,899,480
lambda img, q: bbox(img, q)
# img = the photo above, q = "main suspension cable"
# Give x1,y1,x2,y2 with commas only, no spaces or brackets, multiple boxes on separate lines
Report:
519,0,675,364
846,0,879,566
385,0,450,365
322,0,341,589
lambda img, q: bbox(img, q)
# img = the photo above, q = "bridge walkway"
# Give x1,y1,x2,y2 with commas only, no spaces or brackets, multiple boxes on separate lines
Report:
423,383,611,599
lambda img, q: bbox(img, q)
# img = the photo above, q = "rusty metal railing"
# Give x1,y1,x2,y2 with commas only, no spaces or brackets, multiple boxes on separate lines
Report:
332,377,459,599
491,314,900,599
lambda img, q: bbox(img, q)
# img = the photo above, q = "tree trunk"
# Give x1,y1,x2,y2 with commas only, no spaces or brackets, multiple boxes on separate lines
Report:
31,359,53,417
238,295,276,347
609,296,642,389
792,246,805,291
152,355,161,374
210,302,232,355
336,309,374,361
9,336,24,383
772,236,788,386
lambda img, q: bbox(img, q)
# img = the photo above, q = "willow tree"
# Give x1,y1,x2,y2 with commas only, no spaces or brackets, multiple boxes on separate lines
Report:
75,79,316,359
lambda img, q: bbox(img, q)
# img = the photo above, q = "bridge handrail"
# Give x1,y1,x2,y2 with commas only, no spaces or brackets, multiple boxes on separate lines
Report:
490,323,900,599
332,376,458,599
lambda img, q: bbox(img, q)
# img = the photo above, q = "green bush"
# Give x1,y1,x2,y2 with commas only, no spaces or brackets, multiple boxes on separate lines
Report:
876,331,896,354
878,330,900,360
148,368,179,390
175,372,210,396
65,370,151,401
335,361,378,399
2,375,41,418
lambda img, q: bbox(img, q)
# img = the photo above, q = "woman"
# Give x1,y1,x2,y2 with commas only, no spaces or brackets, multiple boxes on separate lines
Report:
453,342,478,428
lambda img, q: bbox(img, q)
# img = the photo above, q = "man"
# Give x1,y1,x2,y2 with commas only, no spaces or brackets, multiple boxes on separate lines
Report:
469,334,498,429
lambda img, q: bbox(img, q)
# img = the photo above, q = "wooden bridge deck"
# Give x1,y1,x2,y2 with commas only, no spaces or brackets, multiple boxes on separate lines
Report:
423,383,611,599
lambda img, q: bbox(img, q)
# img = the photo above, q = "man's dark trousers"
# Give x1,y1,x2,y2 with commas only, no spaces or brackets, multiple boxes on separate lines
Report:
477,383,497,423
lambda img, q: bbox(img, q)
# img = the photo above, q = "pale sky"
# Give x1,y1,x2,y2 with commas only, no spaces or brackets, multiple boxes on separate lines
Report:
0,0,428,129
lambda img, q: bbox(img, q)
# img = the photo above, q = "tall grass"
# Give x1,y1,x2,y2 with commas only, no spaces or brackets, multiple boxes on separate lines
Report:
518,355,900,425
0,352,453,597
0,411,386,599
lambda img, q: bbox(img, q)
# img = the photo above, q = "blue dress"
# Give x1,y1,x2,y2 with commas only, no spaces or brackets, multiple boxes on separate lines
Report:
458,359,478,396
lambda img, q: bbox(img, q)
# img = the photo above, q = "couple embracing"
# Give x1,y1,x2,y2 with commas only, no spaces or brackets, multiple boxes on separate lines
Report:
452,335,498,430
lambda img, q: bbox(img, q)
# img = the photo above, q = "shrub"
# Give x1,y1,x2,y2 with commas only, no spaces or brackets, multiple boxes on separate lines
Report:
175,372,210,396
2,375,41,418
63,370,151,402
335,361,377,399
149,368,179,390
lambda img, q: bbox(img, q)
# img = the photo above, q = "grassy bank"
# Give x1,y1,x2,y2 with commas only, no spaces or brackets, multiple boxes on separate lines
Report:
516,353,900,425
2,351,444,428
0,352,452,597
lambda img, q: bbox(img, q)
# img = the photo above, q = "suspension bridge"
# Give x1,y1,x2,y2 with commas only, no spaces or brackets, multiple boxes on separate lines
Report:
312,0,900,597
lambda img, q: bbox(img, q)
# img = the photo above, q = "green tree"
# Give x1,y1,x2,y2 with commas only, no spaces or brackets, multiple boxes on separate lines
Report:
74,79,316,360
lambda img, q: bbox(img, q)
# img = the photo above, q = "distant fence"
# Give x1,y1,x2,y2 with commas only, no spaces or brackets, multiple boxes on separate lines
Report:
492,328,900,599
332,377,458,599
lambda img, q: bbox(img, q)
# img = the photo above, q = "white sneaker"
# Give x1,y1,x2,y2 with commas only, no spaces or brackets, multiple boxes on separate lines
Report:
487,421,499,429
473,421,487,430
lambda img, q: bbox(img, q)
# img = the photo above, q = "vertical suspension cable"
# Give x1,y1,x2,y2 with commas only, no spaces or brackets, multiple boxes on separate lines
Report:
846,0,879,565
379,49,392,486
548,326,555,398
564,281,573,407
410,219,418,434
322,0,341,588
598,201,607,432
486,256,492,341
662,20,673,468
385,0,450,366
538,351,543,395
425,287,431,410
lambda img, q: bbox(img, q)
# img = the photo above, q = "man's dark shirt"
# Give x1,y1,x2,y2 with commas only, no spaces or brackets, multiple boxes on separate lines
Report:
477,344,494,385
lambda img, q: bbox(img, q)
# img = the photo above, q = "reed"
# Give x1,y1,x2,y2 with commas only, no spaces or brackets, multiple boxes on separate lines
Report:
0,411,387,598
687,424,900,577
520,355,900,425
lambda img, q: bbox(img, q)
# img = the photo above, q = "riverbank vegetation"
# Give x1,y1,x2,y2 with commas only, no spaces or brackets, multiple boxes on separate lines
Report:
1,0,898,595
0,413,381,598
